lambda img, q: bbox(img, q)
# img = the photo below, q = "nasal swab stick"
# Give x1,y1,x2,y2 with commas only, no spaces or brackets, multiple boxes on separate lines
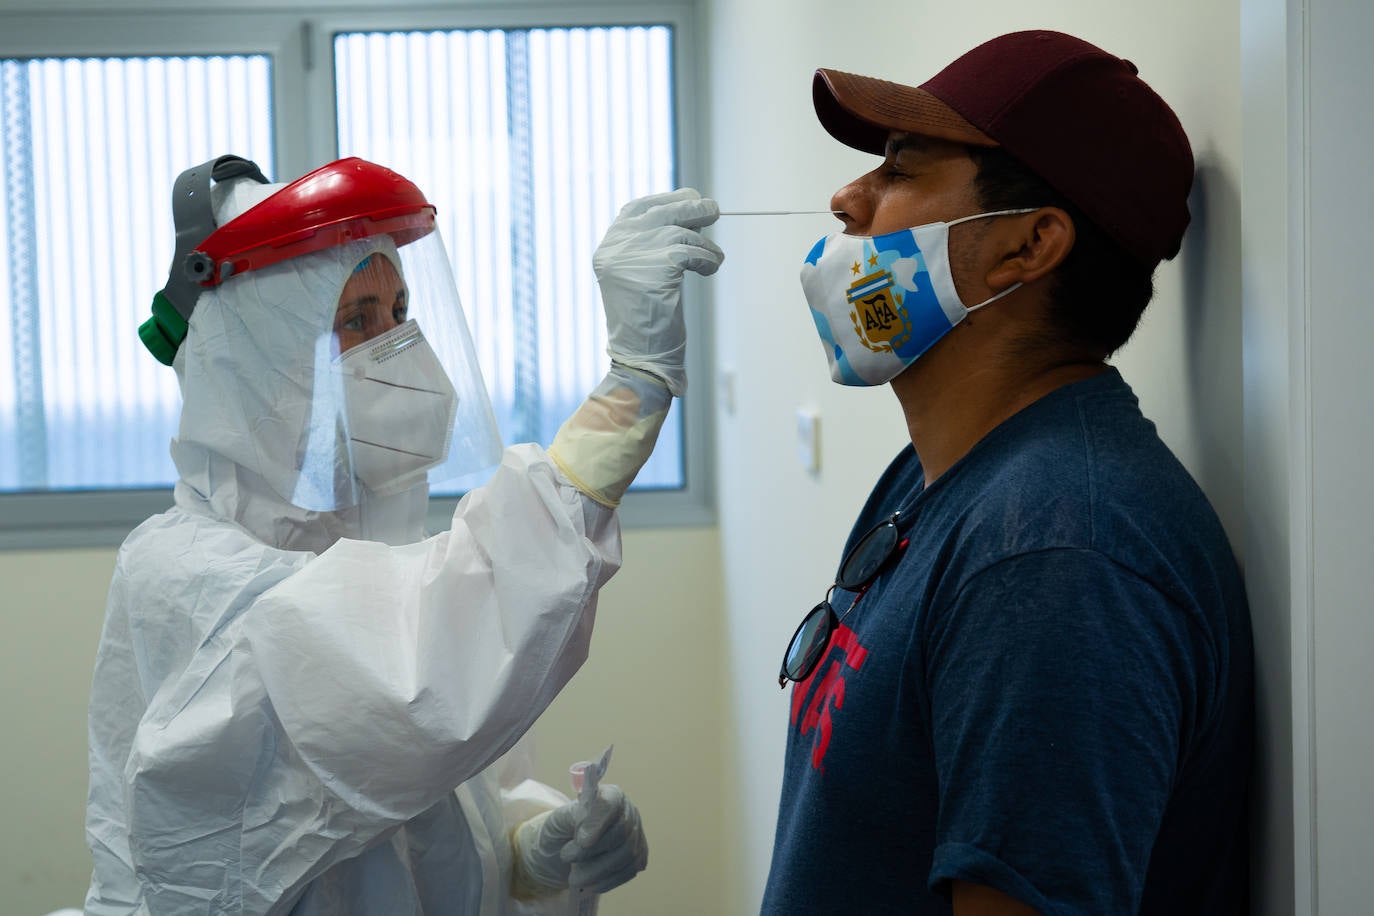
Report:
717,209,841,216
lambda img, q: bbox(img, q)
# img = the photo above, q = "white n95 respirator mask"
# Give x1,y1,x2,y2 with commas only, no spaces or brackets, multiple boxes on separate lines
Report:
336,319,459,493
798,209,1033,386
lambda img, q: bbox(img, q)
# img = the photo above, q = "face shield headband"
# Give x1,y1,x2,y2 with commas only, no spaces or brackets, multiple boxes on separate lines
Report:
140,155,435,366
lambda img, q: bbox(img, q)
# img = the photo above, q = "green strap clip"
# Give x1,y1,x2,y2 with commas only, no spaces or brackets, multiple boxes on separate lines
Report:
138,290,189,367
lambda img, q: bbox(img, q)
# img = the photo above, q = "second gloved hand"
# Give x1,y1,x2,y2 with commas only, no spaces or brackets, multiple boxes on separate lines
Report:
594,188,724,397
512,784,648,896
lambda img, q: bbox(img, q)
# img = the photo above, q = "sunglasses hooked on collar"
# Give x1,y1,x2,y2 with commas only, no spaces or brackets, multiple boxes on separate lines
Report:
778,506,915,688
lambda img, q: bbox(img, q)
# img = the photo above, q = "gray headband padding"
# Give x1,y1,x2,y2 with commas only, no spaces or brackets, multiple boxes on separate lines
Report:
161,154,270,320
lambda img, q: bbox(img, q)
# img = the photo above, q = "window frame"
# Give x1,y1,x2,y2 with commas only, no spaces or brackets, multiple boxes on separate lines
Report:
0,1,714,549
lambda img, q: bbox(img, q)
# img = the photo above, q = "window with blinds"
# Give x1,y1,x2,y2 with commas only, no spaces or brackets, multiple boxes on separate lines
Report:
0,55,274,491
0,11,697,545
334,25,681,491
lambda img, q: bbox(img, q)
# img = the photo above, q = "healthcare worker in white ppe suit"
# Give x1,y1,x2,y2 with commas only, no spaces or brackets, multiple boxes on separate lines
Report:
85,154,723,914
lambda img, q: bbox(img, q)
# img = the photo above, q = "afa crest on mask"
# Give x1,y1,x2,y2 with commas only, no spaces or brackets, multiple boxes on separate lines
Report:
846,265,912,354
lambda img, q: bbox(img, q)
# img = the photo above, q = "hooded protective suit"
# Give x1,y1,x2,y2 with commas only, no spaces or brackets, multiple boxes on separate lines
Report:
84,176,625,915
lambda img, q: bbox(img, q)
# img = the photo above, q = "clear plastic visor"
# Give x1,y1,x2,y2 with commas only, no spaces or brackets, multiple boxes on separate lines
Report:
291,229,502,510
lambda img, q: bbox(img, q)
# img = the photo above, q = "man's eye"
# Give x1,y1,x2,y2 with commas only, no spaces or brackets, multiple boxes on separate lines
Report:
340,314,364,332
393,304,409,324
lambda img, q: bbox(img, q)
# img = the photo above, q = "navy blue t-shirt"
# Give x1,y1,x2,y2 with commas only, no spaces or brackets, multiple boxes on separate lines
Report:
761,369,1252,915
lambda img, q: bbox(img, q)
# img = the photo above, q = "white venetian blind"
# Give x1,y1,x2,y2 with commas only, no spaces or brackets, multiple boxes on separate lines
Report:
333,25,683,490
0,54,273,492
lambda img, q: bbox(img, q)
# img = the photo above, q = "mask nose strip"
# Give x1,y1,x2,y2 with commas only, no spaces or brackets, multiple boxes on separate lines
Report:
369,323,424,360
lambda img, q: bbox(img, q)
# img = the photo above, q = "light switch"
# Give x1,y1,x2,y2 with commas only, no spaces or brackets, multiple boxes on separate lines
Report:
719,369,736,415
796,408,820,474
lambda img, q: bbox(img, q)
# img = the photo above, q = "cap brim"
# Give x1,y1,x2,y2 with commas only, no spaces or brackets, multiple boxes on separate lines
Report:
813,68,997,155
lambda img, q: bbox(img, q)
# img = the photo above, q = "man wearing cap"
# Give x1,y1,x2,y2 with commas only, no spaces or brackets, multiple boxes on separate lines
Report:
767,31,1252,914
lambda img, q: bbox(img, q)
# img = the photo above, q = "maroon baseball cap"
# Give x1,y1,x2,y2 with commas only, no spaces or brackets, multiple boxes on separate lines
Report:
813,30,1194,269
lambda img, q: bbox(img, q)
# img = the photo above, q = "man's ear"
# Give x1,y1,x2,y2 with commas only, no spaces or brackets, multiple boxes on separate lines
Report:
985,207,1075,290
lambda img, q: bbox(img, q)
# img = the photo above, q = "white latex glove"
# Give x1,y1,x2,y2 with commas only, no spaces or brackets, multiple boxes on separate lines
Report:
512,784,648,897
593,188,724,397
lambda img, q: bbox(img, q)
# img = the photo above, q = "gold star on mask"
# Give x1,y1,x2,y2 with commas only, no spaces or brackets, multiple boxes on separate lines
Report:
868,253,879,268
851,261,861,275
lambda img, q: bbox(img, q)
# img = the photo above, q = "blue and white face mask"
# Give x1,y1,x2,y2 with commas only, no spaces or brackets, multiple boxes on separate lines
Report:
798,209,1033,386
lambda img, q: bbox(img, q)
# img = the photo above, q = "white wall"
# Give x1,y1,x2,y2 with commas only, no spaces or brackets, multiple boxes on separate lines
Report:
0,529,726,916
1240,0,1302,908
703,1,1244,911
1304,0,1374,909
1242,0,1374,911
0,549,109,912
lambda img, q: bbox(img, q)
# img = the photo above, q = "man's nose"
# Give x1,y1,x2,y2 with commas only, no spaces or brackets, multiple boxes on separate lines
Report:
830,178,871,234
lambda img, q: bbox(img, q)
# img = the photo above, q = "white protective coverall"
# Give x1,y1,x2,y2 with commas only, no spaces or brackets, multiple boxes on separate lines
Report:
82,174,716,914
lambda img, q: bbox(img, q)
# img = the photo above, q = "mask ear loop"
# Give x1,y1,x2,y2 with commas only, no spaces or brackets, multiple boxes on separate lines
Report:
965,281,1022,314
946,207,1040,228
946,207,1041,314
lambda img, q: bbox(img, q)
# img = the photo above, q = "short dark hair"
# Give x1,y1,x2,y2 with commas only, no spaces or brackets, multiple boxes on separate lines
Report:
967,146,1155,357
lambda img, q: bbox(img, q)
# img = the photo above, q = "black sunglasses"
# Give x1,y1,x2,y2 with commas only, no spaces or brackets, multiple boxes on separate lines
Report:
778,511,911,688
